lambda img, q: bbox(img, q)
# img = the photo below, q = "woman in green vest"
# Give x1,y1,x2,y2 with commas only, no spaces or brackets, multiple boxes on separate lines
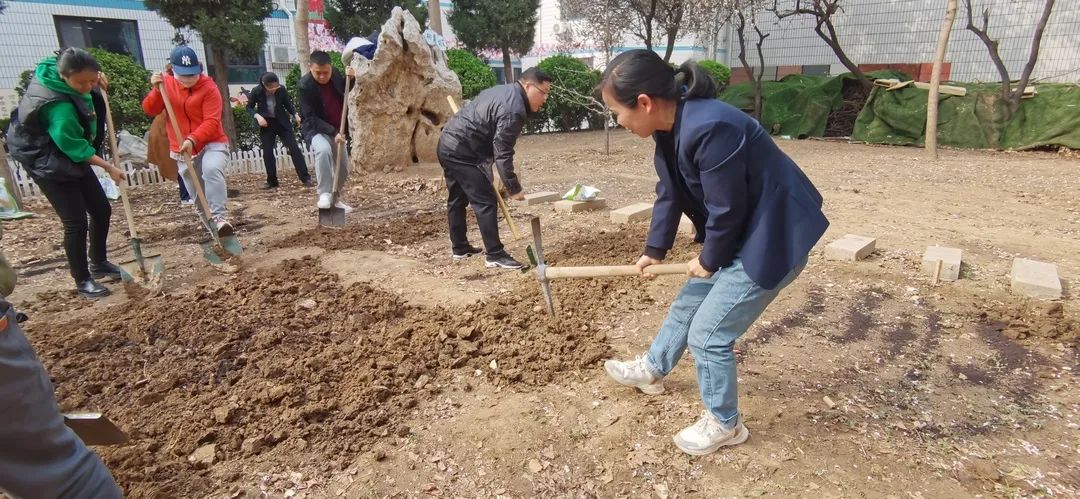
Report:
7,48,125,298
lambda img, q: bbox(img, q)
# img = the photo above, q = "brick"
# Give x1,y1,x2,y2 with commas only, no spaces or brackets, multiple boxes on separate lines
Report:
1011,258,1062,300
921,246,962,281
824,234,876,261
554,198,607,213
678,214,695,236
513,191,562,206
610,202,653,223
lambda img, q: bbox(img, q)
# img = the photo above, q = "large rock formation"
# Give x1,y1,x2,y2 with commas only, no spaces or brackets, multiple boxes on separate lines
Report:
346,7,462,172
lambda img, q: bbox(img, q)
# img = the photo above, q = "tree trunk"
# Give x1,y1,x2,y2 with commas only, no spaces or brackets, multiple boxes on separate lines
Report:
296,0,310,75
753,22,768,122
210,45,238,150
815,20,871,88
428,0,443,35
1009,0,1056,114
502,48,513,84
927,0,958,160
604,107,610,155
735,13,762,121
662,28,677,62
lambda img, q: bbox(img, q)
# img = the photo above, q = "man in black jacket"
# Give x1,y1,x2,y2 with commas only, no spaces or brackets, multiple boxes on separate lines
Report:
438,67,552,269
297,51,354,211
247,72,311,189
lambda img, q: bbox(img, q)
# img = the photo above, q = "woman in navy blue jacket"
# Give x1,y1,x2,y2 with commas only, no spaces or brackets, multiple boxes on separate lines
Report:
599,50,829,456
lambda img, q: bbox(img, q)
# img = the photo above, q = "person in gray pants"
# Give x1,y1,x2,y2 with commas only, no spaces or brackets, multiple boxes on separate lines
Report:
0,231,123,498
297,51,354,212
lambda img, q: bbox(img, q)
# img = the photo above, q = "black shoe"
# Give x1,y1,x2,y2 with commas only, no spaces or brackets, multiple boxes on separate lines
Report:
89,261,123,281
485,254,524,270
262,181,279,190
301,179,315,187
452,246,484,261
76,279,110,298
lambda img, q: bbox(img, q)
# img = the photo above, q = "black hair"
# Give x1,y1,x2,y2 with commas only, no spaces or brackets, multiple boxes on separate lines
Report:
519,67,553,85
260,72,280,86
309,51,332,66
55,47,101,76
598,50,716,108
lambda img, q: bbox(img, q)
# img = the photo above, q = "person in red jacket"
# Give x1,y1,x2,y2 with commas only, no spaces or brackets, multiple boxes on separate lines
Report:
141,46,233,235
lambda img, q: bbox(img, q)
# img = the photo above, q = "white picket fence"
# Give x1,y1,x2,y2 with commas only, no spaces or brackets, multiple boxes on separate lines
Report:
7,146,318,199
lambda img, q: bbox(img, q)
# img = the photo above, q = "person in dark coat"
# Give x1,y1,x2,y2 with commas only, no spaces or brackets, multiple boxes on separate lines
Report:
598,50,829,456
297,51,354,211
5,48,125,298
246,72,312,189
437,67,552,270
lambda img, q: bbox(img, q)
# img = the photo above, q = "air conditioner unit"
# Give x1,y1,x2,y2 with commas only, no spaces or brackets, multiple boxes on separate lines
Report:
552,22,567,35
270,45,296,64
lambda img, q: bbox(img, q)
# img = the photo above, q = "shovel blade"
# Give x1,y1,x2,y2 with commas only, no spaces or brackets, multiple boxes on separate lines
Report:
63,413,129,446
318,207,347,228
119,255,164,283
200,242,225,264
219,235,243,256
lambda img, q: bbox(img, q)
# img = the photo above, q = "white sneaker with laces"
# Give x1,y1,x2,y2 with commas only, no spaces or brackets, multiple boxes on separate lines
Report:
604,354,665,395
317,193,332,209
673,411,749,456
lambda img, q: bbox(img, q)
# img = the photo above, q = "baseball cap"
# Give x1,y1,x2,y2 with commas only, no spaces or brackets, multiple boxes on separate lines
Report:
170,46,202,76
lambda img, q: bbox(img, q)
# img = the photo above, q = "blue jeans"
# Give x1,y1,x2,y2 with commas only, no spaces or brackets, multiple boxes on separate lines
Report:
645,257,807,429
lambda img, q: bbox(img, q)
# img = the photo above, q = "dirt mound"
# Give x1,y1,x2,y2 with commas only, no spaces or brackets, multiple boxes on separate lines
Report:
27,227,678,497
980,300,1078,341
273,209,446,251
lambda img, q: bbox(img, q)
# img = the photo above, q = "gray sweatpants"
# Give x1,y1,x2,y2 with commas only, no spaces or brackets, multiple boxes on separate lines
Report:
311,133,349,196
0,302,123,498
176,142,229,218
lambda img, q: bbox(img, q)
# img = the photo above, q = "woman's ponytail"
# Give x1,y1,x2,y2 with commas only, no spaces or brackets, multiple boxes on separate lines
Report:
677,61,717,100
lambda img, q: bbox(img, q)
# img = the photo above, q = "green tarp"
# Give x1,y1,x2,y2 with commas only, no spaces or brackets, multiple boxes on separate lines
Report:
719,72,1080,150
853,82,1080,150
718,70,907,138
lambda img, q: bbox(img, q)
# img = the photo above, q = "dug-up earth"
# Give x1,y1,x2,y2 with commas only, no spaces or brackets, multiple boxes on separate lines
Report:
2,131,1078,498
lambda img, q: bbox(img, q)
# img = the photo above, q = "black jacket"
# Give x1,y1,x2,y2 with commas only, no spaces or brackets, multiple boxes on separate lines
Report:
246,84,298,128
6,78,105,182
297,69,348,144
438,83,528,194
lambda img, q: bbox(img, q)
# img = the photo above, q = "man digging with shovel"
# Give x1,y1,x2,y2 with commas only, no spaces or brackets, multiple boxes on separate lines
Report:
437,68,552,270
298,50,355,214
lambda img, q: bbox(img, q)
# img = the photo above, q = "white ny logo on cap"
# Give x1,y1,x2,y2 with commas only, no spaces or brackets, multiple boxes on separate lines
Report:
182,55,192,65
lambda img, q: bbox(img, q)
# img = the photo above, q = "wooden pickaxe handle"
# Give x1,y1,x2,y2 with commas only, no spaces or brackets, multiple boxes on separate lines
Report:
545,263,688,280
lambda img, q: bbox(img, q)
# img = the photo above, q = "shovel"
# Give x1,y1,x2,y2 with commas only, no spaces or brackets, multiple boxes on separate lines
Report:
319,75,353,228
100,89,164,284
156,81,243,262
63,412,129,446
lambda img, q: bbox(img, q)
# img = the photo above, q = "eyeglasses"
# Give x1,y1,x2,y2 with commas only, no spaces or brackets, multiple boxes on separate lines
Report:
531,84,550,98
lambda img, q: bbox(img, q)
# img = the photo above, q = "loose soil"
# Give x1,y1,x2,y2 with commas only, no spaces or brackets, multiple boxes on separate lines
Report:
3,131,1078,497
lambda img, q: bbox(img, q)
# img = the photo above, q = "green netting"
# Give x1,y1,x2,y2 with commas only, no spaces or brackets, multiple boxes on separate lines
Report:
852,81,1080,150
718,70,907,138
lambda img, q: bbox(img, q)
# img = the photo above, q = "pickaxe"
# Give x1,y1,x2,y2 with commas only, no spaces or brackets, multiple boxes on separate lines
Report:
528,217,687,316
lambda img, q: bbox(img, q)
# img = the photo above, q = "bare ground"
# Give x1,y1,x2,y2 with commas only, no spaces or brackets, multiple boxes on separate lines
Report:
2,131,1078,498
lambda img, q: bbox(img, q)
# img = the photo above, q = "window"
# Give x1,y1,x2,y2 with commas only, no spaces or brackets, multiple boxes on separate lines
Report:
492,66,522,85
54,16,144,65
205,47,267,84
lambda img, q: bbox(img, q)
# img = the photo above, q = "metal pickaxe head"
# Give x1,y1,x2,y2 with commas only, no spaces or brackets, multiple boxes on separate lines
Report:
530,217,556,316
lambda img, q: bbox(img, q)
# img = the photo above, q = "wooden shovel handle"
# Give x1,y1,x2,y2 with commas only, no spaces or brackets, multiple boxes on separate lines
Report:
99,89,138,239
157,81,214,221
545,263,688,279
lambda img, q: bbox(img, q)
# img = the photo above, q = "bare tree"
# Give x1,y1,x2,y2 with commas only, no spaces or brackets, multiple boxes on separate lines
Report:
735,6,769,120
963,0,1056,116
295,0,311,75
926,0,958,159
624,0,703,62
770,0,871,88
563,0,631,66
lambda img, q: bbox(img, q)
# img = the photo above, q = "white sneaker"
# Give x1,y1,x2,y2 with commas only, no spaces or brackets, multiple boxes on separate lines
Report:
673,411,749,456
317,193,332,209
180,199,194,206
604,354,665,395
334,200,354,214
